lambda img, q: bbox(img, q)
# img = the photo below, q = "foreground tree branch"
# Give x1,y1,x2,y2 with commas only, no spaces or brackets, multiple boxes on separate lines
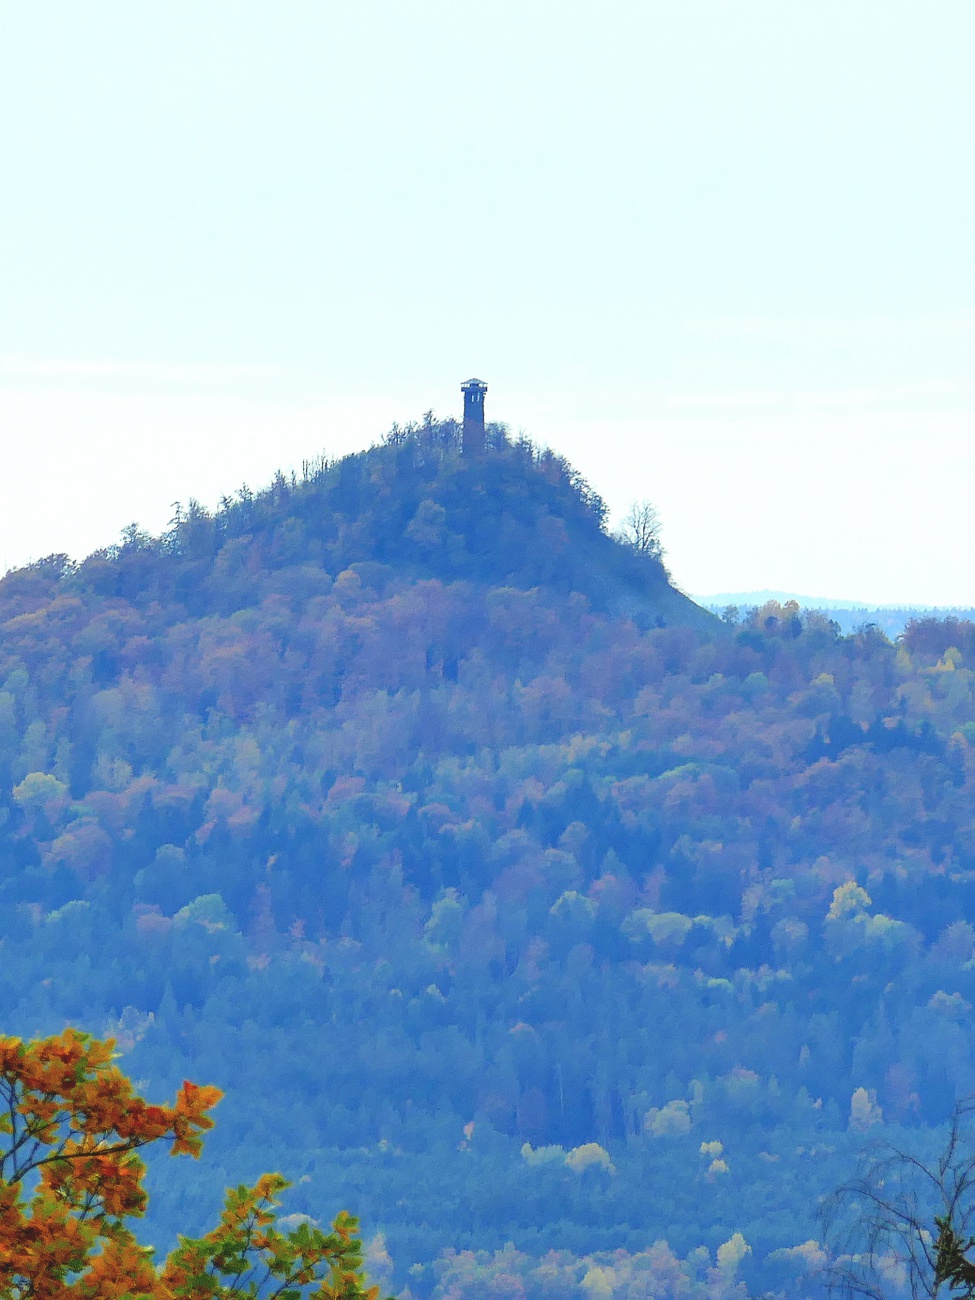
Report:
823,1097,975,1300
0,1028,389,1300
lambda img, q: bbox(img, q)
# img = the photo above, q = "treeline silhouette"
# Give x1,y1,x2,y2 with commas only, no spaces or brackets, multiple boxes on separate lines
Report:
16,417,665,625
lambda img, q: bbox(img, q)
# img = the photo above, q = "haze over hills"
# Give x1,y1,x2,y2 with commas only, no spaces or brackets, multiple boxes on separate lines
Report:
697,592,975,639
3,421,975,1297
697,591,960,612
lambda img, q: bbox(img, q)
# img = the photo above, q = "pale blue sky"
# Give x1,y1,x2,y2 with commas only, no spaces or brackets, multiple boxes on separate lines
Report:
1,2,974,603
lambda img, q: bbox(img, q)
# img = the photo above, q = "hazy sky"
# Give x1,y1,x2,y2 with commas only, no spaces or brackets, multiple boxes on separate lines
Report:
2,2,974,604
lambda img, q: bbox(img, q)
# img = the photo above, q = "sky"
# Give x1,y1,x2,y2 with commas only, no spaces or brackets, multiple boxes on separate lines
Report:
1,2,974,605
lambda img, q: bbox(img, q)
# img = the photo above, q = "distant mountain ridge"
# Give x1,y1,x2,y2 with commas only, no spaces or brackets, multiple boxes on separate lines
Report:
697,589,975,612
697,591,975,638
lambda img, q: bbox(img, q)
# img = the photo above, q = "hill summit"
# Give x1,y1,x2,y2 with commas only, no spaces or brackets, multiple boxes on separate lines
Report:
2,417,706,629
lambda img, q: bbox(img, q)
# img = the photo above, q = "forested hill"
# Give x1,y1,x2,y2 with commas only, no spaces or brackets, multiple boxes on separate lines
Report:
2,417,704,631
4,420,975,1298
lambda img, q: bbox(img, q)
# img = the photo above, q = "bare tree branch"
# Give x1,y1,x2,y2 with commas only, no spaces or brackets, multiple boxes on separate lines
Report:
618,500,664,560
823,1098,975,1300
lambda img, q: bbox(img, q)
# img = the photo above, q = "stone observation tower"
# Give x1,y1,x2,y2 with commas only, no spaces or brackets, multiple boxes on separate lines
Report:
461,378,488,456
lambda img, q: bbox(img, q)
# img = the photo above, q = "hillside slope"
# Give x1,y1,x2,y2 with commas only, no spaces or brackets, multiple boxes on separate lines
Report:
2,423,975,1298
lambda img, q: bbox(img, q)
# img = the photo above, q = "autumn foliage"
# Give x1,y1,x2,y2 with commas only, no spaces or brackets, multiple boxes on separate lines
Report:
8,426,975,1290
0,1028,383,1299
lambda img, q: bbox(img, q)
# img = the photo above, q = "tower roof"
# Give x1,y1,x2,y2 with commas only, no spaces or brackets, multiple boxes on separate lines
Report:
461,377,487,391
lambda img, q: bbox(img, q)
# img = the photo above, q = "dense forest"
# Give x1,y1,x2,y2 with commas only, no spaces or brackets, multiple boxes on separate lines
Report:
2,418,975,1297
